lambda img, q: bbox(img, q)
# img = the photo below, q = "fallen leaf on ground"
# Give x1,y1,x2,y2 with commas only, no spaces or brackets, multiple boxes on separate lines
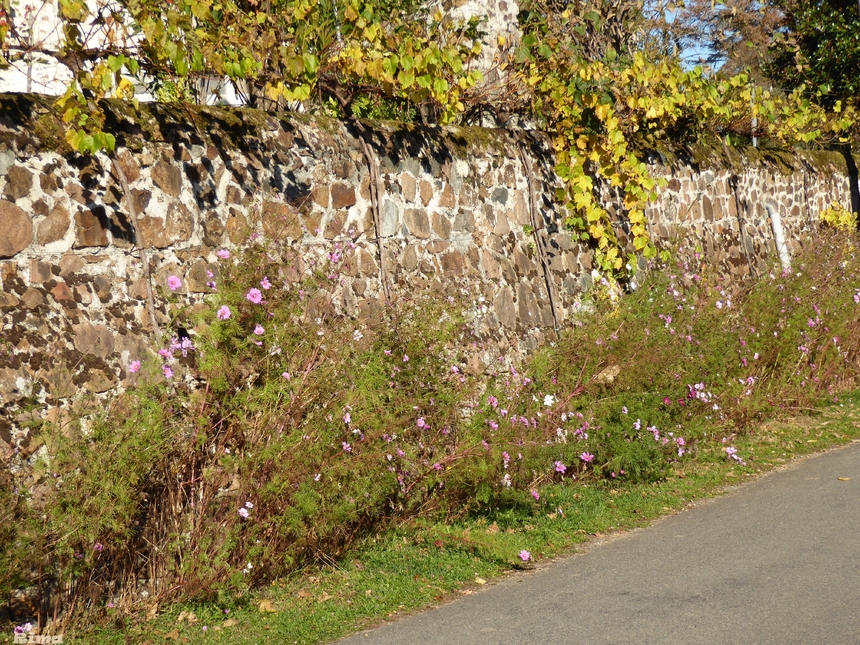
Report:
258,599,277,613
838,477,851,481
164,630,179,640
474,577,486,585
222,619,238,628
318,592,333,602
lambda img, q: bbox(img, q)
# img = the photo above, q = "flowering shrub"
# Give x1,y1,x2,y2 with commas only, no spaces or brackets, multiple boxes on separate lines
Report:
5,228,860,627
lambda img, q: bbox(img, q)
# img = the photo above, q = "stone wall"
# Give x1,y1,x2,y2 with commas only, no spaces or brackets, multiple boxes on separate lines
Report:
0,94,857,459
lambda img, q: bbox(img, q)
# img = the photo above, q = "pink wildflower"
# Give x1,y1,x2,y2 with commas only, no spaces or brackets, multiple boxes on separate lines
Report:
519,550,531,562
162,365,173,379
217,305,231,320
579,452,594,463
531,490,540,500
216,249,230,259
554,460,567,474
128,360,141,373
260,277,272,290
246,288,263,304
238,508,249,518
166,275,182,291
253,324,265,335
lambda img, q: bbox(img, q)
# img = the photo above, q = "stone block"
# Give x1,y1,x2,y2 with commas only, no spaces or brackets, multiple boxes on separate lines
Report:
3,165,33,200
401,173,416,202
262,200,302,239
431,211,452,238
0,200,33,257
74,209,109,247
73,322,115,359
152,161,183,197
419,180,433,206
331,183,357,209
137,202,193,248
37,203,70,245
404,209,430,239
29,259,52,283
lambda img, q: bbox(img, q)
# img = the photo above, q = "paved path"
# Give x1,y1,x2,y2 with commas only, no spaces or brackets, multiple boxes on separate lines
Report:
338,442,860,645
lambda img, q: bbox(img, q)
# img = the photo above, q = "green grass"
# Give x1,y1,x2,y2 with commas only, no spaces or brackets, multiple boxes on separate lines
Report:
42,394,860,645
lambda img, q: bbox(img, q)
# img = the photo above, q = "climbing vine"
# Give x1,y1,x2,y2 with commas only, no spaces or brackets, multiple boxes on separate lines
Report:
3,0,857,275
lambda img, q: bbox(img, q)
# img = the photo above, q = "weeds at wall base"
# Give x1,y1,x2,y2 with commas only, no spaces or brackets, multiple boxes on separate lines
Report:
4,227,860,641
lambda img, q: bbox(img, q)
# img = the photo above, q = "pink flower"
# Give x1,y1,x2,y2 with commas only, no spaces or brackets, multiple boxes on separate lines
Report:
166,275,182,291
403,354,409,362
162,365,173,379
245,501,253,509
579,452,594,463
217,305,231,320
253,324,265,335
260,277,272,290
282,372,291,380
94,542,104,552
416,417,427,428
342,442,352,453
128,360,141,373
531,490,540,500
246,288,263,304
519,550,531,562
217,249,231,259
344,412,352,424
554,460,566,474
663,397,671,405
238,507,249,518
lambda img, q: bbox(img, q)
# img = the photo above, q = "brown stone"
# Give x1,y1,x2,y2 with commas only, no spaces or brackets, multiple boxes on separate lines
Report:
359,249,378,274
0,200,33,257
426,240,450,253
20,287,44,309
29,259,52,283
512,192,529,225
0,367,26,404
494,287,516,329
131,188,152,213
404,209,430,238
202,212,225,246
3,165,33,200
40,170,58,193
324,211,347,239
303,211,323,237
401,245,418,271
65,181,86,204
0,291,19,308
185,261,221,293
59,253,85,275
137,202,193,248
419,180,433,206
37,203,70,245
331,183,357,209
73,322,115,359
152,161,183,197
438,183,456,209
227,207,250,243
401,173,416,202
226,185,244,205
51,281,74,301
311,186,330,208
41,365,76,399
702,195,714,221
262,201,302,239
128,279,149,300
74,209,108,247
333,160,354,179
85,369,117,393
431,211,452,238
74,283,92,304
32,198,49,216
441,250,464,274
115,149,140,183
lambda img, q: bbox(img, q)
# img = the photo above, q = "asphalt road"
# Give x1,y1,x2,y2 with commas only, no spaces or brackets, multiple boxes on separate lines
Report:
337,442,860,645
